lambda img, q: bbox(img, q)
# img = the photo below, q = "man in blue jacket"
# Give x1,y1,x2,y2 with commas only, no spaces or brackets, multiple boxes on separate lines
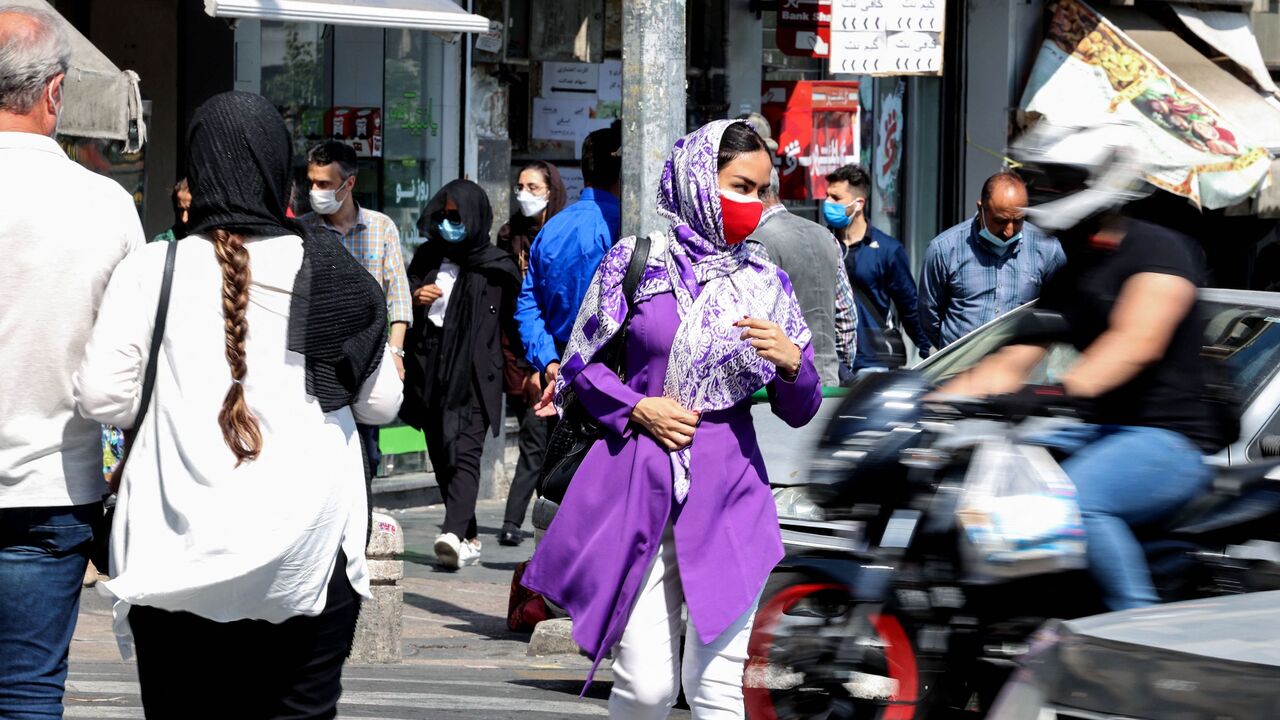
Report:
824,164,932,372
515,123,623,394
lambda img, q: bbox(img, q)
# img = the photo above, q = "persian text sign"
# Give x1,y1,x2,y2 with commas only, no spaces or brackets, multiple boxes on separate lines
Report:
829,0,945,76
1021,0,1271,209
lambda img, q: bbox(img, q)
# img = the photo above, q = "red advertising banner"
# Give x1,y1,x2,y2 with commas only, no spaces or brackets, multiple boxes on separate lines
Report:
761,80,860,200
325,106,383,158
776,0,832,58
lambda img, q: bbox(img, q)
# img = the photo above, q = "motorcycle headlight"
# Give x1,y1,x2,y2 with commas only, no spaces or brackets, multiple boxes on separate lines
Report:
773,486,825,521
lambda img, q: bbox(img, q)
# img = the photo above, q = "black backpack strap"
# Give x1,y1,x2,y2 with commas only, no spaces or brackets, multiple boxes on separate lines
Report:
622,232,653,304
133,239,179,431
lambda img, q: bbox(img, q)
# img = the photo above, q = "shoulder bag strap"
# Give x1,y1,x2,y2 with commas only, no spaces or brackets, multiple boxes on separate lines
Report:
605,233,654,380
108,240,178,492
131,239,179,434
622,232,653,303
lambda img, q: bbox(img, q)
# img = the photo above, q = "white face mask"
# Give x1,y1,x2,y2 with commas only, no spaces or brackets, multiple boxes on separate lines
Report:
516,189,548,218
309,179,349,216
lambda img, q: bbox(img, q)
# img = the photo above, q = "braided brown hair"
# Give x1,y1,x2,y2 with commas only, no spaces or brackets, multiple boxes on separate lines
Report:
210,228,263,465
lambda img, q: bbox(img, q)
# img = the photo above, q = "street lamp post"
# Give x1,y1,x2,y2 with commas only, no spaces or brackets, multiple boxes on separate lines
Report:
621,0,687,238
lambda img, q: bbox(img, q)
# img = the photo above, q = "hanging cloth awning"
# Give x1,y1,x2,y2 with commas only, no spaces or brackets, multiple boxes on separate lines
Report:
9,0,146,151
1020,0,1276,210
204,0,489,33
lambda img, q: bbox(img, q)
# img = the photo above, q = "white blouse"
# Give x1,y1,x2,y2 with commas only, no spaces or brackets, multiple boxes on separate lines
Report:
74,234,403,657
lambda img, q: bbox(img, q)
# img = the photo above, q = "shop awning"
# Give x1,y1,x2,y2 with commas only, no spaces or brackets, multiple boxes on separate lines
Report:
204,0,489,33
1108,7,1280,152
9,0,146,151
1020,0,1276,210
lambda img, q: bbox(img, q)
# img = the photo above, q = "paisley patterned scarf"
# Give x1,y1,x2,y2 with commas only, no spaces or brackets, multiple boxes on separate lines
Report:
555,119,811,502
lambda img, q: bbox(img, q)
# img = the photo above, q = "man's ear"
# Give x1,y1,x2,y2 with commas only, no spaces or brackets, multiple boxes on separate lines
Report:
47,74,65,112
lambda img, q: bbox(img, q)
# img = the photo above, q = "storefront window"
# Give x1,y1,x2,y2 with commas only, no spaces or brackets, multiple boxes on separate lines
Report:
260,22,331,179
383,29,450,255
234,21,452,245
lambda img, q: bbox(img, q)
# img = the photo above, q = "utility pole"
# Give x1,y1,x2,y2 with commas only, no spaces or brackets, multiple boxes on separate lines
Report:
621,0,687,238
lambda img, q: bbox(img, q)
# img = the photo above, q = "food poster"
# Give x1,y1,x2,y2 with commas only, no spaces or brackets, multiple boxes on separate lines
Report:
1020,0,1272,209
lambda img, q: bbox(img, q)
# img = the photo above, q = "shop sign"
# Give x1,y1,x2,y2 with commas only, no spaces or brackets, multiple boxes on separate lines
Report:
761,80,861,200
828,0,945,76
475,20,504,54
777,0,832,58
872,79,905,238
1021,0,1271,209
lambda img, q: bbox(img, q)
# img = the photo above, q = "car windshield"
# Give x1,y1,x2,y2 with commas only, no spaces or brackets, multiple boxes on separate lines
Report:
918,300,1280,408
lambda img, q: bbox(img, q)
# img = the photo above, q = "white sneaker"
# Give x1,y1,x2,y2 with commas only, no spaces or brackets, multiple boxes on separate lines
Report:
458,539,482,567
434,533,462,569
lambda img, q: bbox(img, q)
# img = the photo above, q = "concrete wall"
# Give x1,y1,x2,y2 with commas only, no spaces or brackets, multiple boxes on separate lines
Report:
725,0,763,116
960,0,1046,215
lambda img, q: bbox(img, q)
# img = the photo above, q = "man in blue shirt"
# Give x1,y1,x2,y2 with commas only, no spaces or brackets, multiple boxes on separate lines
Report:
824,164,932,372
918,170,1066,350
515,124,623,392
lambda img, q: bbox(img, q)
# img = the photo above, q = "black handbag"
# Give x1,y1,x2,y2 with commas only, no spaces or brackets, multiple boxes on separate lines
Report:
92,239,178,572
537,233,653,506
850,282,907,370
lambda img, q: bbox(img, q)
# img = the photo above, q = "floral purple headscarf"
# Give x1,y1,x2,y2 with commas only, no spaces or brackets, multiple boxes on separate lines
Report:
556,119,811,502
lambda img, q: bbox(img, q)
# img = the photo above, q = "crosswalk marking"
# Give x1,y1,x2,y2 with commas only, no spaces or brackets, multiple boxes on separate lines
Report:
63,675,611,718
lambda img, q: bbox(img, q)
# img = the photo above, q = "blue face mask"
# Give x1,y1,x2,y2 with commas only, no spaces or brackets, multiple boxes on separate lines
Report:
978,211,1022,252
438,219,467,243
822,198,855,229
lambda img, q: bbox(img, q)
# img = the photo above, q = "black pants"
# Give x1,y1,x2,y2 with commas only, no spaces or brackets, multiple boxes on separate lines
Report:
357,424,378,547
129,552,360,720
425,395,490,541
502,394,552,531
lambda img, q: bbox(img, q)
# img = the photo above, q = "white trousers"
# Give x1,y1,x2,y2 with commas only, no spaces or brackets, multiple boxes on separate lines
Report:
608,524,757,720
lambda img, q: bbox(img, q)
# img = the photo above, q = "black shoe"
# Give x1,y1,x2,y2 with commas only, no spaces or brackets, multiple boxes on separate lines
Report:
497,529,523,547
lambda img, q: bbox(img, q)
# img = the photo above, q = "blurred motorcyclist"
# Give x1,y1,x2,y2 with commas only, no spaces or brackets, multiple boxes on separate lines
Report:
944,120,1234,610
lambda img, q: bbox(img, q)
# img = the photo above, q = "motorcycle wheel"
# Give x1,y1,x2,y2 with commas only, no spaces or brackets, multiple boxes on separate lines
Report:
745,573,925,720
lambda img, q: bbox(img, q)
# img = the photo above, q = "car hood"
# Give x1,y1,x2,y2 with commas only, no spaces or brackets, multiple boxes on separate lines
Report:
1024,591,1280,718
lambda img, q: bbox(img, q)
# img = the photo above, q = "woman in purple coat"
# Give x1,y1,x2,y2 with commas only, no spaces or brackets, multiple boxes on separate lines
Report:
522,119,822,718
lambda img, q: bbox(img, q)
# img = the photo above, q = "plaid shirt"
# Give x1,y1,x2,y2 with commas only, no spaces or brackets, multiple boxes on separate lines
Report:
303,207,412,326
832,252,858,368
918,216,1065,349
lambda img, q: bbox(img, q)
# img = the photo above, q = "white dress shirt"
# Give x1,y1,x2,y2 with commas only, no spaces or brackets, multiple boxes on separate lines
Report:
74,234,403,656
0,132,144,508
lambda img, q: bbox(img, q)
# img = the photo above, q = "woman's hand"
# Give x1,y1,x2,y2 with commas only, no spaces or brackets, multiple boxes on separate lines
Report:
532,362,561,418
413,284,443,307
522,370,543,406
630,397,700,451
735,317,801,379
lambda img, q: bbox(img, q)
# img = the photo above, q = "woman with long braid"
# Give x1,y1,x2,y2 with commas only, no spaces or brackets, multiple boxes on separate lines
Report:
74,92,402,719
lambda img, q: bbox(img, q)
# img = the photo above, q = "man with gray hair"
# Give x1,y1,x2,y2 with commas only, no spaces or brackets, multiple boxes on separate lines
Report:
0,5,144,716
747,168,857,386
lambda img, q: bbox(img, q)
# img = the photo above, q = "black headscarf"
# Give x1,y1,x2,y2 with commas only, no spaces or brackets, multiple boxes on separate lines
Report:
186,91,386,412
498,161,568,274
402,180,520,462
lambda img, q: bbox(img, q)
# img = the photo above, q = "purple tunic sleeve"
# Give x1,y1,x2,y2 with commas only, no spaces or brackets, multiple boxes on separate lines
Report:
767,343,822,428
571,362,645,437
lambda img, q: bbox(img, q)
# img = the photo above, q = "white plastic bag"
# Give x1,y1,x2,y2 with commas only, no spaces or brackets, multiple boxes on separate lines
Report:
956,439,1087,579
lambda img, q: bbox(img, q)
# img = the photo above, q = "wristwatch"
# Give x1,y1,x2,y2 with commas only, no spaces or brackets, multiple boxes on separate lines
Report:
389,345,405,358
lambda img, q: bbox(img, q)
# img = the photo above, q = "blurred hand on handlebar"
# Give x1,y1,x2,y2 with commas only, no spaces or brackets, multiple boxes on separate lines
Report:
988,383,1083,421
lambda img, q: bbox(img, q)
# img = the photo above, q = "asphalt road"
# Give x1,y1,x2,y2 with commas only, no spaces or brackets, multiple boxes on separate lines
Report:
67,500,693,719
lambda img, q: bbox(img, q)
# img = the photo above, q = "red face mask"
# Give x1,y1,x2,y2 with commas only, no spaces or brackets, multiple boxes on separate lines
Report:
720,189,763,245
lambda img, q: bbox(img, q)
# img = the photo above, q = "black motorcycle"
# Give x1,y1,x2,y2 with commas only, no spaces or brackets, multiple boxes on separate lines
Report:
746,371,1280,720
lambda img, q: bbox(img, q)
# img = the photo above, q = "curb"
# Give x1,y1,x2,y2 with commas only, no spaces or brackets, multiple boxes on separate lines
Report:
371,472,442,510
527,618,586,657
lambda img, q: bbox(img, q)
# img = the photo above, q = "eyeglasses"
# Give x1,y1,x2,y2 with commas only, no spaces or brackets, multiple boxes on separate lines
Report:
516,184,546,194
431,209,463,224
